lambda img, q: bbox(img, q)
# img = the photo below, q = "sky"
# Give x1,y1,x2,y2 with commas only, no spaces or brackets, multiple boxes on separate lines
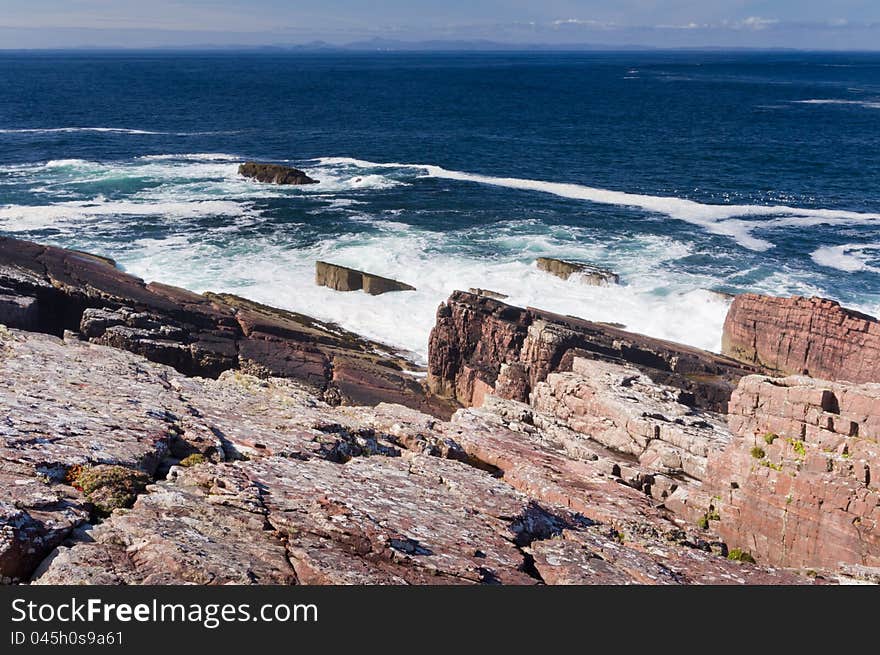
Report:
1,1,879,50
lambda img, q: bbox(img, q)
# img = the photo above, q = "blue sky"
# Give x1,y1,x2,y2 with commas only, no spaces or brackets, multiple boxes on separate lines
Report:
1,1,879,49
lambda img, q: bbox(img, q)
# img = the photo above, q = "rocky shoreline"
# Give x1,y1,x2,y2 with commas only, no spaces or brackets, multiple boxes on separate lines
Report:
1,236,878,585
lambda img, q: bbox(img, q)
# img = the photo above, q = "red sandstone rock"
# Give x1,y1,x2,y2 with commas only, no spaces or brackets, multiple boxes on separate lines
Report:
0,236,446,417
428,291,757,413
2,329,808,585
531,358,732,481
722,293,880,384
708,374,880,569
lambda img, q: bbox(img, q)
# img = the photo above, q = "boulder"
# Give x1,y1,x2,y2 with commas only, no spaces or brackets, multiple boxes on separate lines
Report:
536,257,620,286
238,162,318,185
0,292,38,330
315,261,415,295
722,293,880,384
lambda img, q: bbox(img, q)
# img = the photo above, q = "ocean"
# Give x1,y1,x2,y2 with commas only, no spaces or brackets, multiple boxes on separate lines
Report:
1,50,878,363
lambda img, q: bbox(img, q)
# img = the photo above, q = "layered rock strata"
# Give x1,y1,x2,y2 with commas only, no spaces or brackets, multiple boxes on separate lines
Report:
1,328,807,585
315,261,416,295
531,357,732,482
722,294,880,384
0,237,447,416
427,291,757,412
707,374,880,569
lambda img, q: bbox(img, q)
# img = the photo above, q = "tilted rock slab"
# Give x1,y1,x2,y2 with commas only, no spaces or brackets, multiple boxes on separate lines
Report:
315,261,415,295
722,293,880,384
536,257,620,286
0,236,447,416
428,291,757,413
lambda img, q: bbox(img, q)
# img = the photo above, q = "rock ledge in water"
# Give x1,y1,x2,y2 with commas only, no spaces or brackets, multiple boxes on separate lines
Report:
536,257,620,286
315,261,415,295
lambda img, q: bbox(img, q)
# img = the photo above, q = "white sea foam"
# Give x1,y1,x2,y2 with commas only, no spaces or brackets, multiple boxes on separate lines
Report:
812,244,880,273
7,152,878,362
137,153,243,162
316,157,880,252
0,127,163,135
794,99,880,109
116,226,733,363
0,198,248,231
0,128,239,136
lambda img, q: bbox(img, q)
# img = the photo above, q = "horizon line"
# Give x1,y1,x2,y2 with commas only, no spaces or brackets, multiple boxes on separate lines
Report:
3,43,880,54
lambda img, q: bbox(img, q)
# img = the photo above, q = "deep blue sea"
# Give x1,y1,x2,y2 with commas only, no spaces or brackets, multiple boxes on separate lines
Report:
1,51,879,361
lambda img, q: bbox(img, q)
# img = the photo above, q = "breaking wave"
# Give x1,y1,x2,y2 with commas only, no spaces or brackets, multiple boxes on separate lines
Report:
318,157,880,252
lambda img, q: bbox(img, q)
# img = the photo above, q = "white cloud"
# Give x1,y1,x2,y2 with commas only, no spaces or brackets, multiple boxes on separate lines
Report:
551,18,612,29
655,22,704,30
738,16,780,30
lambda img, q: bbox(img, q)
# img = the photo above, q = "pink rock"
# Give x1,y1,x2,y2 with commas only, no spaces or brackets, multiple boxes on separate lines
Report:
722,293,880,384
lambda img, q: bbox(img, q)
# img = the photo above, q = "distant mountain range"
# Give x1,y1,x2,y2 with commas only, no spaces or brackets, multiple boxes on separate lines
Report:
7,37,805,53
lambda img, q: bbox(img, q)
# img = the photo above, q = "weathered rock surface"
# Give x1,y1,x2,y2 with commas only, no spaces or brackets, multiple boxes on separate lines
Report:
531,358,732,481
707,374,880,569
536,257,620,286
722,293,880,384
238,162,318,185
468,288,509,300
1,328,808,585
428,291,757,412
0,237,447,416
315,261,415,295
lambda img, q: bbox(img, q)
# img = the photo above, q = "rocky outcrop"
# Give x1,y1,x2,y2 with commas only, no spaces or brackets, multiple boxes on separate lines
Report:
315,261,415,295
2,328,809,585
427,291,757,412
536,257,620,286
722,293,880,384
531,358,732,481
706,374,880,569
0,237,447,417
238,162,318,185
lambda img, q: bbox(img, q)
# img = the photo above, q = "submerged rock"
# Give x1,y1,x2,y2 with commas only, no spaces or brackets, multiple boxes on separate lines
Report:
315,261,416,295
536,257,620,286
238,161,318,185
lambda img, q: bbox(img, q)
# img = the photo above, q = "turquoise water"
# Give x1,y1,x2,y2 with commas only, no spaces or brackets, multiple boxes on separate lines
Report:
1,51,879,361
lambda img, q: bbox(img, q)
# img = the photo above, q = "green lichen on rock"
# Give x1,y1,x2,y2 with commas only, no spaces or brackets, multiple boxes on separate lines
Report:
67,464,151,517
763,432,778,445
750,446,766,459
787,438,806,457
760,459,784,472
179,453,207,467
727,548,756,563
697,515,710,530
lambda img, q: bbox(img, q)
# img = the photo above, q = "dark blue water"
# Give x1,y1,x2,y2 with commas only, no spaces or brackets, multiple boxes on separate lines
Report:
1,51,879,359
